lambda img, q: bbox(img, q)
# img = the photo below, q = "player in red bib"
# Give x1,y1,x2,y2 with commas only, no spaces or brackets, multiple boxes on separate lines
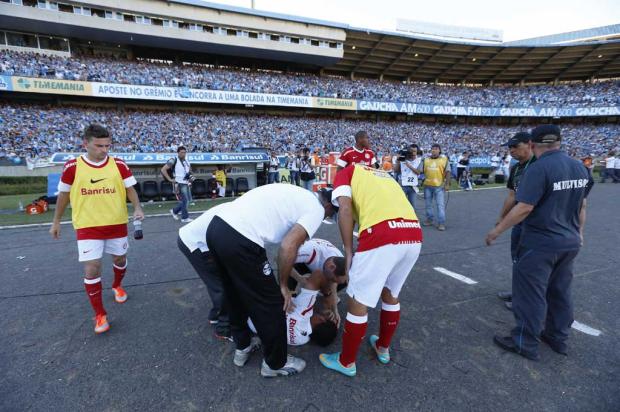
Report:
50,124,144,334
336,130,379,170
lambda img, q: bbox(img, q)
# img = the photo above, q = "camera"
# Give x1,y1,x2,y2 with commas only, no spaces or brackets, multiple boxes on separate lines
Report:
398,148,412,161
184,172,196,183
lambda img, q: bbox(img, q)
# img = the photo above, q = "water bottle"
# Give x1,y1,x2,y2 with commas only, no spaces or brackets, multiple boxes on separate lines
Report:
18,201,24,211
133,219,143,240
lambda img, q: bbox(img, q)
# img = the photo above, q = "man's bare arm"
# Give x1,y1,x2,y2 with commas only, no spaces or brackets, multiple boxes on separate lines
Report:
337,196,354,276
277,224,310,312
497,190,516,224
579,198,587,245
161,164,174,182
49,191,70,239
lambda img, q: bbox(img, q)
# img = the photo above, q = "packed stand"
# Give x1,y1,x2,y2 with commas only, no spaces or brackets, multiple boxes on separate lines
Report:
1,50,620,108
1,103,618,161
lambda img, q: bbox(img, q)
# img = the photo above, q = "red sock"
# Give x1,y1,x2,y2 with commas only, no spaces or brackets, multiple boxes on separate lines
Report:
84,277,106,317
377,302,401,349
112,261,127,289
339,313,368,367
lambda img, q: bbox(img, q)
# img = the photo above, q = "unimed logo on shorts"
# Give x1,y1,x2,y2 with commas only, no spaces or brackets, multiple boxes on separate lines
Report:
387,220,421,229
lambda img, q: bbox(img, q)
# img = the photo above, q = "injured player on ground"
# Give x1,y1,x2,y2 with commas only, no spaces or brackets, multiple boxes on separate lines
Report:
250,256,347,347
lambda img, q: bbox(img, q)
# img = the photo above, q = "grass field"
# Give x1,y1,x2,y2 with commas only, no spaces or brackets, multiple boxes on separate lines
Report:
0,196,232,227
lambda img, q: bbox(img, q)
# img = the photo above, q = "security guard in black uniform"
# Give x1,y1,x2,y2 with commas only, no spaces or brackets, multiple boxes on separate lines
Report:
495,132,535,310
486,124,593,360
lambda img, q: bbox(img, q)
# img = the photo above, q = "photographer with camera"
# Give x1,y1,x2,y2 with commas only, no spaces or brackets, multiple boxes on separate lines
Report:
394,145,422,210
300,147,316,191
162,146,194,223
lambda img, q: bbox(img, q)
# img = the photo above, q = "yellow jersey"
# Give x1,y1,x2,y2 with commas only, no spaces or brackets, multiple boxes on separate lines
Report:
333,164,422,251
60,155,135,239
423,156,449,187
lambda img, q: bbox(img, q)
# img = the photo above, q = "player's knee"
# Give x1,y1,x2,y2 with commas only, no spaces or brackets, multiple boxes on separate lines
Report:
83,260,102,278
347,297,368,316
381,287,398,305
112,255,127,267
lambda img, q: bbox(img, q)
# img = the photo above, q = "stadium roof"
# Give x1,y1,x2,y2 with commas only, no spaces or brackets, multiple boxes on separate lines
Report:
326,28,620,84
173,2,620,84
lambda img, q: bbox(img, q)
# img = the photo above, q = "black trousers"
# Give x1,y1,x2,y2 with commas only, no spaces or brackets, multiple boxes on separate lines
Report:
177,237,229,334
511,247,578,355
206,216,287,370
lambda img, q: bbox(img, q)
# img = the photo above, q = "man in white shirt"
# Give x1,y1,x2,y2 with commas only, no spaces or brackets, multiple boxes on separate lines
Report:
195,185,338,377
615,155,620,182
600,150,618,183
161,146,194,223
394,145,422,210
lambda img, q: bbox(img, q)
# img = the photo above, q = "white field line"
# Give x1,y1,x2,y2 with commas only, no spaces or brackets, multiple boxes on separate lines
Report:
571,321,602,336
433,267,478,285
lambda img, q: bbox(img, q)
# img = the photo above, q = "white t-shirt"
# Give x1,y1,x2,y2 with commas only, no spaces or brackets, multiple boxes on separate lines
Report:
168,157,191,184
286,288,319,346
215,184,325,248
178,204,226,252
606,156,618,168
400,157,422,187
295,239,343,272
615,157,620,169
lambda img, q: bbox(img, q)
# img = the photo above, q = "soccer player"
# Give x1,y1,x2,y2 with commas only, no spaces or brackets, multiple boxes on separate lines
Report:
319,164,423,377
337,130,379,170
249,261,347,348
50,124,144,334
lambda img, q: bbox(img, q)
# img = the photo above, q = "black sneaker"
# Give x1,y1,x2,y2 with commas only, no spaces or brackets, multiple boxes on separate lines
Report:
497,291,512,301
493,335,540,361
215,329,233,342
540,334,568,356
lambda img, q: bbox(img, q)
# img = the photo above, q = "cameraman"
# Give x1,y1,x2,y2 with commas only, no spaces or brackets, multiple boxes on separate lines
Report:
299,148,316,191
162,146,194,223
394,145,422,210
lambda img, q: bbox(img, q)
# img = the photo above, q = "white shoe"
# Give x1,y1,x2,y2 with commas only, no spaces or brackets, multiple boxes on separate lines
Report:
260,355,306,377
170,209,179,221
233,337,262,367
181,218,193,223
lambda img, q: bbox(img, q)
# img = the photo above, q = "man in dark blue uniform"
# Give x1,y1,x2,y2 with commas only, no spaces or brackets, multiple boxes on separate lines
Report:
486,124,593,360
495,132,535,310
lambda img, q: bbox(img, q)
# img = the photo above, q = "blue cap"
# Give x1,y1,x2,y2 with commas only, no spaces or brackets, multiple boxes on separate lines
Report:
503,132,531,147
531,124,561,143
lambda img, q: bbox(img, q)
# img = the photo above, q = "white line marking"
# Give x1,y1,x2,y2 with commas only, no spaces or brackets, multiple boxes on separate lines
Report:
353,231,359,238
0,210,209,230
433,267,478,285
571,321,602,336
322,219,334,225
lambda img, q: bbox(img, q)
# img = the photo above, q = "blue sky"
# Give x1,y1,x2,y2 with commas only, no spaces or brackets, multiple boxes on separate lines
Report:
207,0,620,41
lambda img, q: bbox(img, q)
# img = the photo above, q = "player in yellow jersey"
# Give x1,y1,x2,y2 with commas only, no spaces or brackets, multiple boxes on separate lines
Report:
319,164,423,377
50,124,144,334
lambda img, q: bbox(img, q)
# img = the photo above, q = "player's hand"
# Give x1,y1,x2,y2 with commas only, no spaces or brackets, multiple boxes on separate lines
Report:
49,222,61,239
485,229,499,246
325,309,341,328
281,285,295,314
133,208,145,221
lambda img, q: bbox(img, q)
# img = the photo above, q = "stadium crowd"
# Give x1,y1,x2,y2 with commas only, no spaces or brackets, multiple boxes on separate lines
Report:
1,50,619,108
1,103,618,161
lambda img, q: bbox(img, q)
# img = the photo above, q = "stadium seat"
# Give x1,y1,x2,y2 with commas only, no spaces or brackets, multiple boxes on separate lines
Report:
191,179,208,199
142,181,159,201
133,182,142,201
160,181,174,200
226,177,234,197
236,177,249,195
